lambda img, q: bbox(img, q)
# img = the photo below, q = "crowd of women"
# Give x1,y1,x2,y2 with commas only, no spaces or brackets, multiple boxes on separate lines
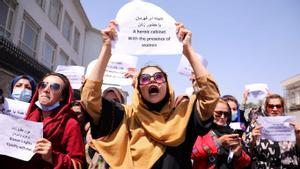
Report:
0,21,299,169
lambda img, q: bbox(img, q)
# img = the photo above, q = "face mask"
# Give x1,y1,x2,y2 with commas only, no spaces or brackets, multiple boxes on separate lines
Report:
231,110,238,121
35,101,60,111
12,88,32,102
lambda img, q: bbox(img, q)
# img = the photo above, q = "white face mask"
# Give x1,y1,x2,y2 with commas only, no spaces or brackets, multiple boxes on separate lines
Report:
12,88,32,102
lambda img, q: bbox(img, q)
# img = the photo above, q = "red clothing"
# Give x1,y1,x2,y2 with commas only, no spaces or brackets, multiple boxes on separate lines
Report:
0,78,85,169
192,131,250,169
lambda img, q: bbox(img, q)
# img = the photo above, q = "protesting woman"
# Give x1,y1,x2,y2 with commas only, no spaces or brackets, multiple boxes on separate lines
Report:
81,21,220,169
1,73,85,169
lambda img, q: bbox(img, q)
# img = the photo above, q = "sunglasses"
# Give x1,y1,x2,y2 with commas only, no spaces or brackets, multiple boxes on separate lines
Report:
267,104,282,109
139,72,166,85
214,111,230,118
39,81,61,91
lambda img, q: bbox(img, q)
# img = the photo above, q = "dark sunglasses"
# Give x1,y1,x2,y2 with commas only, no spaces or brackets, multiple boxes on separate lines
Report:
39,81,61,91
267,104,282,109
139,72,166,85
214,111,230,117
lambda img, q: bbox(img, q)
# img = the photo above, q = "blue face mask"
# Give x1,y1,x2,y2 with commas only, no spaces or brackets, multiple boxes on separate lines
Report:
35,101,60,112
231,110,238,121
12,88,32,102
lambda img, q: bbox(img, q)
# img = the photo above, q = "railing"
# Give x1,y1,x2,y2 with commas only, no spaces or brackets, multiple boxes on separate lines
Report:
0,36,51,80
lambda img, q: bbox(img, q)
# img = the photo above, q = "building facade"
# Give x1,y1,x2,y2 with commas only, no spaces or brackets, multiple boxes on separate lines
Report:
0,0,102,97
281,74,300,123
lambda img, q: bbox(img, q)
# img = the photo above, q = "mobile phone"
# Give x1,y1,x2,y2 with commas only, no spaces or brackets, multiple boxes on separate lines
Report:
233,129,243,137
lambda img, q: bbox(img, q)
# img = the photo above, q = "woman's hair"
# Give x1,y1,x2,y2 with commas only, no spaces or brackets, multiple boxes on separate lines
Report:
103,87,126,104
39,72,71,105
10,75,37,94
264,94,285,113
221,95,239,107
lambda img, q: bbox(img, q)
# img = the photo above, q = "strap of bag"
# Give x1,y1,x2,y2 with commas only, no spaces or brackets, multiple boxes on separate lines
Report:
202,145,216,169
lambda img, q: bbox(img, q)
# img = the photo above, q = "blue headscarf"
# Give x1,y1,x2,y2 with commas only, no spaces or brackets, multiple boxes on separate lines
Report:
10,75,37,100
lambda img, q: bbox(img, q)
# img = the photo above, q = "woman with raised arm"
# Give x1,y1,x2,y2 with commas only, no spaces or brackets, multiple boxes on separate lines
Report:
81,21,220,169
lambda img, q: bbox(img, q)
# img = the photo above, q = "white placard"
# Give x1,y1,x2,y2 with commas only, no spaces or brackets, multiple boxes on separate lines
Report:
0,98,29,119
257,116,296,142
244,83,268,100
177,54,208,76
0,114,43,161
85,54,137,86
113,0,182,55
55,65,85,90
230,122,243,130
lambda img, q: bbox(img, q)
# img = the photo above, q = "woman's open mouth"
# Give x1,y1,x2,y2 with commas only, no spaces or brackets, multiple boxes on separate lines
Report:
148,85,159,96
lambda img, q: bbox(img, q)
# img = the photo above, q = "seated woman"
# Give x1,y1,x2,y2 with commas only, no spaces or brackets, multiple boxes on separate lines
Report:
244,94,300,168
10,74,37,102
81,21,220,169
0,72,85,169
192,99,250,169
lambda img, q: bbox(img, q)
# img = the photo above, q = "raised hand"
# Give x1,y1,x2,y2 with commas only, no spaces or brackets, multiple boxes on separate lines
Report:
175,22,192,47
124,67,138,87
101,20,118,46
242,89,249,104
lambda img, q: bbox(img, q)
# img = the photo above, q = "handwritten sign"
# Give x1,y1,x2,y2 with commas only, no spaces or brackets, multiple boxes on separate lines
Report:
55,65,85,89
245,83,268,100
257,116,296,142
0,98,29,119
177,54,208,76
113,0,182,55
85,54,137,86
0,114,43,161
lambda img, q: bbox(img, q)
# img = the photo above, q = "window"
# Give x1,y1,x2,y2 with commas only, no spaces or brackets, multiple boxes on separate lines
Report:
48,0,62,27
19,13,40,58
42,35,57,70
73,28,80,52
36,0,45,10
0,0,17,38
62,12,73,42
57,50,69,65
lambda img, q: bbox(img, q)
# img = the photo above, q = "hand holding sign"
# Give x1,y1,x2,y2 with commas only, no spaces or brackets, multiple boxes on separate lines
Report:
34,138,53,163
101,20,118,46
